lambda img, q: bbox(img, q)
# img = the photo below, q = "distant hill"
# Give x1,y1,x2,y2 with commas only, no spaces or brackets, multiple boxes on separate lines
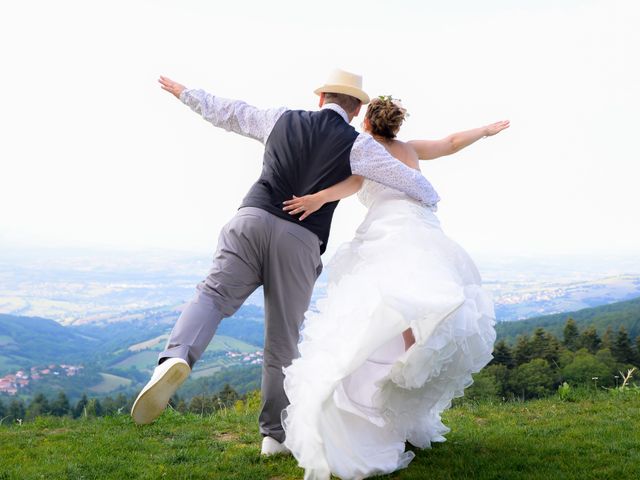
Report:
0,303,265,370
0,308,264,398
495,295,640,344
0,312,180,375
4,297,640,399
0,314,100,372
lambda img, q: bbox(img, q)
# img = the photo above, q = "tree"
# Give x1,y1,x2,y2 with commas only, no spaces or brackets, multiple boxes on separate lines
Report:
557,348,575,369
175,399,188,414
113,393,129,413
189,395,216,415
26,393,50,420
561,349,611,386
611,326,636,365
595,348,618,373
490,339,515,369
73,393,89,418
508,358,556,399
602,325,614,350
214,384,239,409
514,334,534,366
7,399,26,423
484,363,511,398
563,318,580,351
85,398,103,417
50,391,71,417
463,369,500,401
102,393,130,415
101,396,116,415
0,398,6,421
578,325,602,354
530,327,561,365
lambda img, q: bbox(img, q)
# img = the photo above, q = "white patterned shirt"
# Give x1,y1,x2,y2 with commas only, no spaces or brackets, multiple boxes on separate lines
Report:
179,89,441,209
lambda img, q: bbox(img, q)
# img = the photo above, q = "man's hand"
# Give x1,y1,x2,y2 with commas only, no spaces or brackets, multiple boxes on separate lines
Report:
484,120,510,137
282,193,326,221
158,75,186,99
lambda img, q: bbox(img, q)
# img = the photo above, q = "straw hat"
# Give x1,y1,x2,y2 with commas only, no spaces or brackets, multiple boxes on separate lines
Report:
314,68,370,104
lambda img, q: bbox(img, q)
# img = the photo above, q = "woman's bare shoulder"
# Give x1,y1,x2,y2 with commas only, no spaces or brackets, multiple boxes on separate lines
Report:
390,140,420,170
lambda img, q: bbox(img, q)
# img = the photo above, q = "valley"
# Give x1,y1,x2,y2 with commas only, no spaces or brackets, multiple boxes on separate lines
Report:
1,248,639,402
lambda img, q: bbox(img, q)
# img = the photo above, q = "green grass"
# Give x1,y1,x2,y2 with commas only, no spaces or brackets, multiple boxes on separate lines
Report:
88,373,132,394
0,389,638,480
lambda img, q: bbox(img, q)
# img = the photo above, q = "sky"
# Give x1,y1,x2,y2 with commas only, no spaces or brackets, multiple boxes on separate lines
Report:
1,0,639,259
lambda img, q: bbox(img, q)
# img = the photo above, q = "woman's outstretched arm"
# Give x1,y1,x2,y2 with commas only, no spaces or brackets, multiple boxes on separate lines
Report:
282,175,364,221
408,120,510,160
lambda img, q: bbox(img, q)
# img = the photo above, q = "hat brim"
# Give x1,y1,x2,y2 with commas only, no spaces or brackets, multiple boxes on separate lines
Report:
314,84,370,104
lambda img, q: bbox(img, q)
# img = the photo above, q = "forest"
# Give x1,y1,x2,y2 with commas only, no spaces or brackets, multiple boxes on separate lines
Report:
465,317,639,401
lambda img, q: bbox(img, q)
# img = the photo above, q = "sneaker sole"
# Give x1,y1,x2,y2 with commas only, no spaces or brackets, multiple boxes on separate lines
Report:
260,449,292,457
131,361,190,425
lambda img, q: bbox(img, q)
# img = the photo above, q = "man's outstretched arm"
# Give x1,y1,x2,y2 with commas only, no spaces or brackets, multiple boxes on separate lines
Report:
350,133,441,209
158,75,287,144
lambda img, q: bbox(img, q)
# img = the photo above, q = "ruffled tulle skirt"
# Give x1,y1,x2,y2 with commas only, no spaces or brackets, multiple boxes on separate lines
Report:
282,196,497,480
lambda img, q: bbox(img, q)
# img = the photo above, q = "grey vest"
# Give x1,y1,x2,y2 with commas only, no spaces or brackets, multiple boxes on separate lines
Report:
240,109,358,254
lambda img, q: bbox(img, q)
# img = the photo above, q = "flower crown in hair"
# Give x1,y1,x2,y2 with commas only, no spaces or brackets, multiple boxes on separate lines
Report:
377,95,409,117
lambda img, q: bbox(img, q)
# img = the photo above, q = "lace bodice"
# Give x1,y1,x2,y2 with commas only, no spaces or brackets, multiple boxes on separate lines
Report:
357,178,439,212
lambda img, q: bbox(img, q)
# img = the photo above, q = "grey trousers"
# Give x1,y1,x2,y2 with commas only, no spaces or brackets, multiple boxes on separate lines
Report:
159,207,323,442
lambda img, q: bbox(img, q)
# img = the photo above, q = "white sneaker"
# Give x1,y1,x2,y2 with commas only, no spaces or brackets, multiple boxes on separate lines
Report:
261,436,291,456
131,358,190,425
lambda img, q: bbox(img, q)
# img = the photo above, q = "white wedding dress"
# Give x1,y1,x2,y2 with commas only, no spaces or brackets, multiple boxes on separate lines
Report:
282,178,497,480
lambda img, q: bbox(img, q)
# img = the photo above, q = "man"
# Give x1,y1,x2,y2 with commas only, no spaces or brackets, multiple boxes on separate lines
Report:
131,69,440,455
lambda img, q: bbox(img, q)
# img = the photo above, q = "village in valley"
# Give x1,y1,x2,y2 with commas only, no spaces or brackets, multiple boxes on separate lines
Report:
226,350,263,365
0,364,83,396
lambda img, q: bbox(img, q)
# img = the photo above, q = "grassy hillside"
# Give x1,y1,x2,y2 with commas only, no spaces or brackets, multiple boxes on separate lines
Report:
496,295,640,345
0,388,638,479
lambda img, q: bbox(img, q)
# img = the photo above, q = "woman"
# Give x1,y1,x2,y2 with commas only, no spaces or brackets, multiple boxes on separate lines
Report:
280,96,508,480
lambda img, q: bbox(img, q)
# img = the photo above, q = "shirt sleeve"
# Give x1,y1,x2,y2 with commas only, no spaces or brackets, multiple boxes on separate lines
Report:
350,133,441,209
179,88,287,144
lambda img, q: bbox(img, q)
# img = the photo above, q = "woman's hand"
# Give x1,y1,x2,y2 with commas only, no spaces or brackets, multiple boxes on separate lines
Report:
282,193,326,221
282,176,362,220
409,121,510,160
484,120,510,137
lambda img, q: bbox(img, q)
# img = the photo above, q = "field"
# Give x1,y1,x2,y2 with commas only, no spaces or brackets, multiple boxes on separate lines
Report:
113,335,261,372
0,387,638,479
190,365,223,379
88,373,132,394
